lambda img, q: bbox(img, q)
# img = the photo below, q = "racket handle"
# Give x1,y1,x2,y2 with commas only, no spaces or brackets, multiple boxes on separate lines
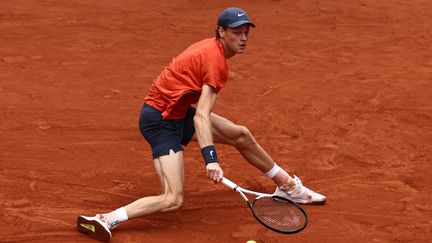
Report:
221,177,238,191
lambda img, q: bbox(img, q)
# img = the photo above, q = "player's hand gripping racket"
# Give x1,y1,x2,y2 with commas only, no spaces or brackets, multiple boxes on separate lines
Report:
221,177,308,234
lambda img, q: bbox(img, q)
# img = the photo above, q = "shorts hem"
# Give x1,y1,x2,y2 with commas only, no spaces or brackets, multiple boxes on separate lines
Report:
152,146,184,159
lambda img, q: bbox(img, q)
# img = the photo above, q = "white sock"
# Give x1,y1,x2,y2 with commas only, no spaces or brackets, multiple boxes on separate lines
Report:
115,207,128,222
265,164,281,178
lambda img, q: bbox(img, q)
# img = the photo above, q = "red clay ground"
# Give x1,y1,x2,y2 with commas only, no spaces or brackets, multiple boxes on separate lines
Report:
1,0,431,242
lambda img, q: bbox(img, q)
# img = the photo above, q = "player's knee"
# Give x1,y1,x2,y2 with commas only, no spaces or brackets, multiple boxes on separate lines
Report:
234,126,256,149
164,193,184,211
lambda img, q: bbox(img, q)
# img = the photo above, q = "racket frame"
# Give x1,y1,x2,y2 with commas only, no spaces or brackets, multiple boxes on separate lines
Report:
221,177,308,234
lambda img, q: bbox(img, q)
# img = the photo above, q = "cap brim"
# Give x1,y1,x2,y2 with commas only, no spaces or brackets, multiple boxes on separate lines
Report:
227,20,256,28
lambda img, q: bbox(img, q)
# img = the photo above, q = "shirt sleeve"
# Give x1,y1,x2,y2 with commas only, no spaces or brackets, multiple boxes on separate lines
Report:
201,57,227,93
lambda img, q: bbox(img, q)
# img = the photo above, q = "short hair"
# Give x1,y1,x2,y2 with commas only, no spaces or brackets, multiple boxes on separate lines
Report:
215,25,227,39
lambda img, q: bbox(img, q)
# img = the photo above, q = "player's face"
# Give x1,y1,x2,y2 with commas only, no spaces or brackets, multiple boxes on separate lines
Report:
220,25,251,58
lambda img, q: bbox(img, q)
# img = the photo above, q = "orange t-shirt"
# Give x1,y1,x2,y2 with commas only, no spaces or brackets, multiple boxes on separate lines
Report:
145,38,228,119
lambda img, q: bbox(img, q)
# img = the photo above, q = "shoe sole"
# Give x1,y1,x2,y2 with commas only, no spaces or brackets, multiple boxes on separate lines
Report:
77,215,112,241
290,198,326,205
274,192,327,205
305,199,326,205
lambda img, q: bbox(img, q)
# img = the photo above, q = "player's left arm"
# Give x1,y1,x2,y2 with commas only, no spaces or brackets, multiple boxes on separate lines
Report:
194,84,216,146
194,84,223,182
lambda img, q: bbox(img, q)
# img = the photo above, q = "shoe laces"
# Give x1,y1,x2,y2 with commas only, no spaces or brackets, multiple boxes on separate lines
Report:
288,176,312,198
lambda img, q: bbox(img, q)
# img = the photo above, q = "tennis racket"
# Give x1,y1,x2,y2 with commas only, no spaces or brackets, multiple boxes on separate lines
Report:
221,177,308,234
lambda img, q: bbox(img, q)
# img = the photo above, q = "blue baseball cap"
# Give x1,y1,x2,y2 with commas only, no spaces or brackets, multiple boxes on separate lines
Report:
217,7,255,28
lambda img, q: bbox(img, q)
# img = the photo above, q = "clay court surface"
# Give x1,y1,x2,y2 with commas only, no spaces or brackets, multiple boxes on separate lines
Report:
1,0,431,242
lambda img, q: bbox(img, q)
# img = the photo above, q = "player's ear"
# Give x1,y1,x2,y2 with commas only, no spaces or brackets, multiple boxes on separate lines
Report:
218,26,225,38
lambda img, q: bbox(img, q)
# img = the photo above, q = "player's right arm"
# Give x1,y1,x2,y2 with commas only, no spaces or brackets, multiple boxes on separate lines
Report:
194,84,223,182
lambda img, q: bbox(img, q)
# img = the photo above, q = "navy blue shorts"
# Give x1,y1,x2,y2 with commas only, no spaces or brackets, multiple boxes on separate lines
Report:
139,103,196,159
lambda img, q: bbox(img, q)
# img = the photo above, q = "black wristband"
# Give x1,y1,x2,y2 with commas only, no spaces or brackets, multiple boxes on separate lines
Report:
201,145,219,165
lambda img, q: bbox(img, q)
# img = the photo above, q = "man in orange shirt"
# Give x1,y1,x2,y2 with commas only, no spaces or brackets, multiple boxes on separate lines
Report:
77,7,325,241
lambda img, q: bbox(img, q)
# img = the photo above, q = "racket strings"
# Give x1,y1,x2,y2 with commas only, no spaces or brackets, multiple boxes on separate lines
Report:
252,197,307,232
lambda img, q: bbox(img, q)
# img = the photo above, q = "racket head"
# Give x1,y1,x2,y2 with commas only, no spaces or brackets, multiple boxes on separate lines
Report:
250,195,308,234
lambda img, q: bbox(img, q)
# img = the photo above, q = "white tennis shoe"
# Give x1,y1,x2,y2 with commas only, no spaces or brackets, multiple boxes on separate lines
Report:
274,175,326,204
77,214,118,241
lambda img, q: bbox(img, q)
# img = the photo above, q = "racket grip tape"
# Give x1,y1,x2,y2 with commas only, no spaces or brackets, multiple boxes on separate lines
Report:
221,177,238,191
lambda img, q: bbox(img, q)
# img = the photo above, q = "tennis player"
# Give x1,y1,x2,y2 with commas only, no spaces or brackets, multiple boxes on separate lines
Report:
77,7,326,241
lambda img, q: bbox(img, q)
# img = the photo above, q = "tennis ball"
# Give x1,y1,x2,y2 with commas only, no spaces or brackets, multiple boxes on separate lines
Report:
246,241,256,243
